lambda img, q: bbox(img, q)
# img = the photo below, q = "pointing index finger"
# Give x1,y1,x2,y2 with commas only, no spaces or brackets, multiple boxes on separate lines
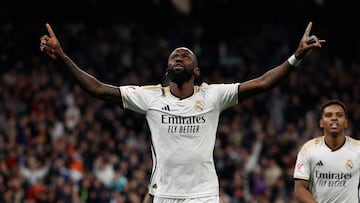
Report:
46,23,56,38
303,22,313,38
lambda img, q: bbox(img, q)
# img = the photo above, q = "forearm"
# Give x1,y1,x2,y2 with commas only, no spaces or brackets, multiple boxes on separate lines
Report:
238,59,295,101
259,60,294,90
57,54,120,102
294,181,318,203
142,193,153,203
295,188,318,203
60,53,102,90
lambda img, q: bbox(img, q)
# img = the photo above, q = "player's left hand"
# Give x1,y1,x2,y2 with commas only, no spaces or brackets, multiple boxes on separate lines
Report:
295,22,326,59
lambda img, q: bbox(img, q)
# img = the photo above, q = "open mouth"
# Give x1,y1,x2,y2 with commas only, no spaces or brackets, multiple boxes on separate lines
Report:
330,122,339,129
173,66,184,71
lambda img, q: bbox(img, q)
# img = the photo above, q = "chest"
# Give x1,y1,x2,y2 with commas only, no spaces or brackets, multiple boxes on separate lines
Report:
149,95,214,116
310,146,360,174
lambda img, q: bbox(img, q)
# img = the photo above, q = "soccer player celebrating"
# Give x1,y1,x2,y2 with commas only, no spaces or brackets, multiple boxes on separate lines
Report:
40,22,324,203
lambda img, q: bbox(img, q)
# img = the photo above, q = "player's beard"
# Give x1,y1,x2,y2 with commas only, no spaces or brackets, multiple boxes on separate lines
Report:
167,68,193,86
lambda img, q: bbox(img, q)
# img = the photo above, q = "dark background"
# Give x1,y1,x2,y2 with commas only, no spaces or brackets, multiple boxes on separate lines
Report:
1,0,359,63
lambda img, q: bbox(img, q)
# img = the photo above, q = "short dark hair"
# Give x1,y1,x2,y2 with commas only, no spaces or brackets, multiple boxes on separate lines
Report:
319,99,348,118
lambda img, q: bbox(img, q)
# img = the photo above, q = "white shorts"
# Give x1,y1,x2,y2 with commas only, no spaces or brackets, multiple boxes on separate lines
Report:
153,195,219,203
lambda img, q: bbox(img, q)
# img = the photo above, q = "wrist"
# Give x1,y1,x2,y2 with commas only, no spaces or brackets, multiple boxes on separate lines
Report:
287,54,302,67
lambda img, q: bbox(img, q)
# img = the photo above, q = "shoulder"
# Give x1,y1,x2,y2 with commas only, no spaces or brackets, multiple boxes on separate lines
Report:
141,84,163,90
346,136,360,148
298,136,324,155
197,82,239,91
140,84,167,98
121,84,163,93
120,84,164,99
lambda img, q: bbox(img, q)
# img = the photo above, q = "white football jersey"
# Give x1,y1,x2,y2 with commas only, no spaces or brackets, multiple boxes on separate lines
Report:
119,82,239,198
294,136,360,203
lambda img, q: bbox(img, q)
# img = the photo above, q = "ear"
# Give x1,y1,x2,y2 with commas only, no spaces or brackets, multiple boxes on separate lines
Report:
165,71,169,77
344,119,348,128
319,119,324,128
194,67,200,77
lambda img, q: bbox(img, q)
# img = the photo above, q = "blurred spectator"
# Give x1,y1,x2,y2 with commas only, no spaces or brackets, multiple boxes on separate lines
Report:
65,94,81,132
19,155,50,186
93,155,116,188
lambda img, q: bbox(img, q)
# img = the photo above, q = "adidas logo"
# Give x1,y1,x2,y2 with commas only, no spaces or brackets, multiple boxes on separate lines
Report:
316,161,324,166
161,105,170,111
152,183,157,189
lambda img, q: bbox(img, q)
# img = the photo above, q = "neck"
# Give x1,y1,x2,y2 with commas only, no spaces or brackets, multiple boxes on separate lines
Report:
324,133,346,151
169,81,194,99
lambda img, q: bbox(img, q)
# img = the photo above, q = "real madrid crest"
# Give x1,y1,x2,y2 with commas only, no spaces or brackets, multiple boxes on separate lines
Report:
194,100,204,112
346,159,353,170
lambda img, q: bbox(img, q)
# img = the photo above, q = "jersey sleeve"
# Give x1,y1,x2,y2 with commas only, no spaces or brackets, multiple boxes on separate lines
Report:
119,85,148,114
293,145,311,181
206,83,240,111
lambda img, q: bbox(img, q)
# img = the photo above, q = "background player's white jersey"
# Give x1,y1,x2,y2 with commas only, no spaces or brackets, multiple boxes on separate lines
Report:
120,82,239,198
294,136,360,203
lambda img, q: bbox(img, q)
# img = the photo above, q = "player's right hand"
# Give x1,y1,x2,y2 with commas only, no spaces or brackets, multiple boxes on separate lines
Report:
40,23,63,60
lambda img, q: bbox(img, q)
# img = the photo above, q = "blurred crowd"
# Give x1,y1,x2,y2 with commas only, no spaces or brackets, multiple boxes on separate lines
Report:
1,1,360,203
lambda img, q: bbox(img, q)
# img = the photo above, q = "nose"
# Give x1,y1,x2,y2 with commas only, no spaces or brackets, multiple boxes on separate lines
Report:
175,56,184,62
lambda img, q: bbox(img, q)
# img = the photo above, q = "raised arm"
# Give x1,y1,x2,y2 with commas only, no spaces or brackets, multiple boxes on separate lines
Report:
238,22,325,102
40,23,121,104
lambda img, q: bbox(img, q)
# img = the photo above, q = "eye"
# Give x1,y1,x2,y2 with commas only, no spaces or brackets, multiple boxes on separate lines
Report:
182,54,191,59
324,112,332,117
336,113,345,118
